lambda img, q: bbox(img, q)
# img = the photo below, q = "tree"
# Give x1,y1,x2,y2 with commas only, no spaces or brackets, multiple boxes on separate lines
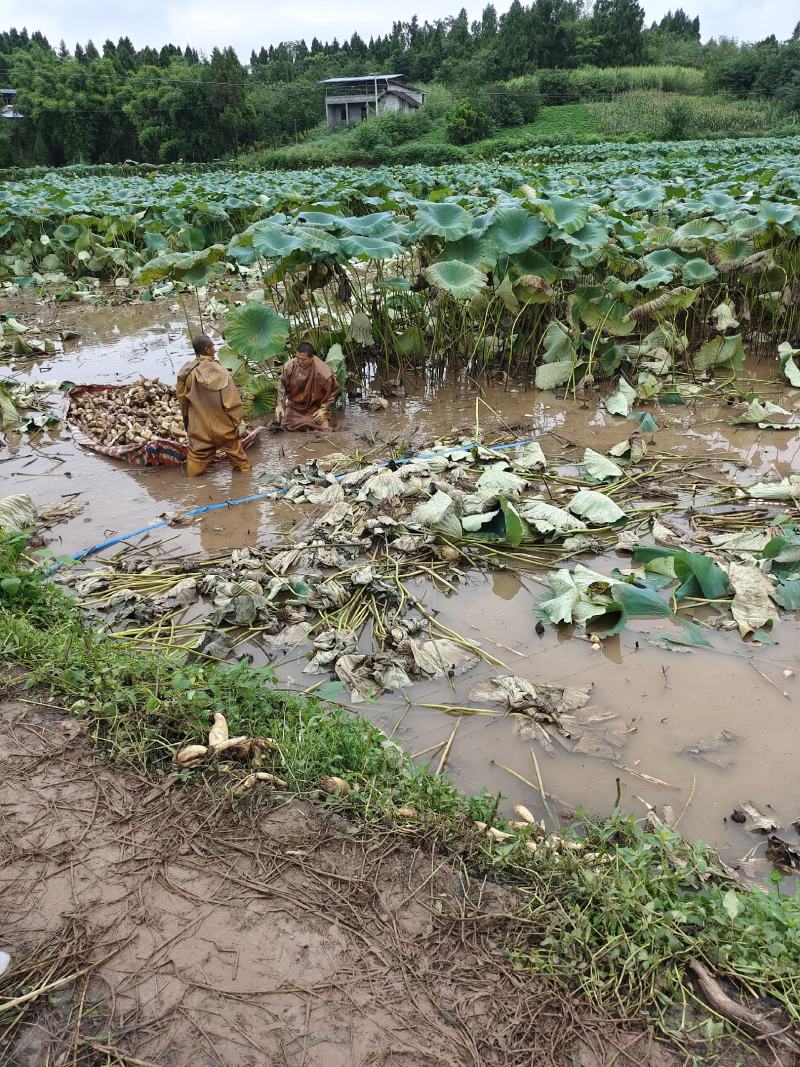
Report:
481,4,499,40
10,50,137,164
529,0,581,68
446,98,491,142
85,40,99,61
200,47,253,156
249,79,323,146
117,37,136,69
494,1,532,77
588,0,645,65
446,8,473,56
658,8,700,40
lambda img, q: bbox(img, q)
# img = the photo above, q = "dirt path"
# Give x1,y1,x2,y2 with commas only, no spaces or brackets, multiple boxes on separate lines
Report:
0,684,690,1067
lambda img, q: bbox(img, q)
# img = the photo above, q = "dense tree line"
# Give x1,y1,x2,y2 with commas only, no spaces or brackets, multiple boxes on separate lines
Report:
0,8,798,167
708,26,800,110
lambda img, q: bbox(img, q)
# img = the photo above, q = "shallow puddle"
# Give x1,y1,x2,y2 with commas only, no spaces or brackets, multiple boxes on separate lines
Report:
3,298,800,875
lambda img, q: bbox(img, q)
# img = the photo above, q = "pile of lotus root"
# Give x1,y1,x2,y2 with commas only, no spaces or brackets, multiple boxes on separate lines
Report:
69,379,188,446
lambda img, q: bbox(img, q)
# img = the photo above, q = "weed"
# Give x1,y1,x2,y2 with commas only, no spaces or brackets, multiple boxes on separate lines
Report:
588,91,772,139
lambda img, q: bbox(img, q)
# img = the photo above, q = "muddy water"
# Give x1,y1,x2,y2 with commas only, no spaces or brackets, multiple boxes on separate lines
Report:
3,298,800,874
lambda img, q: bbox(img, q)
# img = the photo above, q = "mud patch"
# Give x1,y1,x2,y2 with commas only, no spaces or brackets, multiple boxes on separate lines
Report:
0,686,697,1067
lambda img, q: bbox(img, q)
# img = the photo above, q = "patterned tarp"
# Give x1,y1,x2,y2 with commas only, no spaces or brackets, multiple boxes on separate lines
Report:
67,384,262,467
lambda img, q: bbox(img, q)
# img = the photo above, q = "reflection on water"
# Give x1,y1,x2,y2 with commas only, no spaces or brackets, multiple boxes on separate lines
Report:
490,571,524,602
6,298,800,873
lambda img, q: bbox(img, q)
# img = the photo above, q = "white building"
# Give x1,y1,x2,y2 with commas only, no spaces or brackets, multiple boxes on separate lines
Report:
321,74,425,127
1,88,22,120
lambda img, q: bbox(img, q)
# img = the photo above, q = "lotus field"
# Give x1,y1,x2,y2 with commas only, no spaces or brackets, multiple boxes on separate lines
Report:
2,135,800,387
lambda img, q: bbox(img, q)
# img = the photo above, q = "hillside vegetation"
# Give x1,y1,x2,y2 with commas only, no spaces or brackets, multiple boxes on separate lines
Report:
1,6,799,168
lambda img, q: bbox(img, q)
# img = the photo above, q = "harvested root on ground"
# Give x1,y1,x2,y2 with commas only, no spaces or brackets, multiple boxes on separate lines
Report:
319,775,350,795
68,380,188,446
176,744,208,765
208,712,229,749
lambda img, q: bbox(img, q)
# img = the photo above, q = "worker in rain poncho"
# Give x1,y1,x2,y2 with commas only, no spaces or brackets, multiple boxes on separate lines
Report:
176,334,252,476
275,341,340,431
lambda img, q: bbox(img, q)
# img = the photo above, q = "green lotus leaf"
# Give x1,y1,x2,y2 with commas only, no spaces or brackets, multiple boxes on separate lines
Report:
693,334,746,374
681,258,717,285
703,191,737,213
414,202,474,241
495,273,519,312
223,301,290,363
339,235,403,260
712,236,754,266
757,201,797,226
636,267,673,289
643,248,685,270
181,226,207,252
397,326,425,357
541,320,575,363
54,223,84,243
779,342,800,388
618,185,665,211
341,212,403,238
134,245,227,285
514,274,555,304
577,295,636,337
541,194,590,234
582,448,623,482
252,223,304,259
424,259,486,300
294,226,342,255
437,234,498,271
535,360,573,390
605,378,636,417
144,231,169,253
568,489,627,525
485,206,548,254
671,218,724,247
298,210,345,229
40,253,63,272
564,220,609,251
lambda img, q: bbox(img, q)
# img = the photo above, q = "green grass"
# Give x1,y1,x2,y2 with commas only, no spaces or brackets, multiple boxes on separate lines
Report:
1,532,800,1055
246,103,606,167
588,91,775,140
466,105,605,154
571,65,708,96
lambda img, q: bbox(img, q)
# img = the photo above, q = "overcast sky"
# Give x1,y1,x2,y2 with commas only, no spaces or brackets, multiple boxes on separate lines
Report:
0,0,795,59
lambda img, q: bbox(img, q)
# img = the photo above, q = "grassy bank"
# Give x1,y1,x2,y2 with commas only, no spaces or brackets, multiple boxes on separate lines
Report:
1,532,799,1056
588,90,783,140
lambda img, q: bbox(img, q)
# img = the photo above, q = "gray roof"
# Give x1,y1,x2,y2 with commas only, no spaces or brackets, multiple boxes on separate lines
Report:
1,87,17,95
320,74,405,84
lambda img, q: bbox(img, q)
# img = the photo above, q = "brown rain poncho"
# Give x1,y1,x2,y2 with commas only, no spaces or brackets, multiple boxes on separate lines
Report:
277,354,340,431
176,356,251,476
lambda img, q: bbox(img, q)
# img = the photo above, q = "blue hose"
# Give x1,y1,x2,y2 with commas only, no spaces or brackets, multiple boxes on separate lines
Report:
67,436,539,565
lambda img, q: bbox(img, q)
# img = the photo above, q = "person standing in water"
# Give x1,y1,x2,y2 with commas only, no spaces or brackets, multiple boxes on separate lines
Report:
275,340,340,431
176,334,252,476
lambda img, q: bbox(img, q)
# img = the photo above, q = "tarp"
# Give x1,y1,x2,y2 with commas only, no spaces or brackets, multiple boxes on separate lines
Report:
67,384,262,468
